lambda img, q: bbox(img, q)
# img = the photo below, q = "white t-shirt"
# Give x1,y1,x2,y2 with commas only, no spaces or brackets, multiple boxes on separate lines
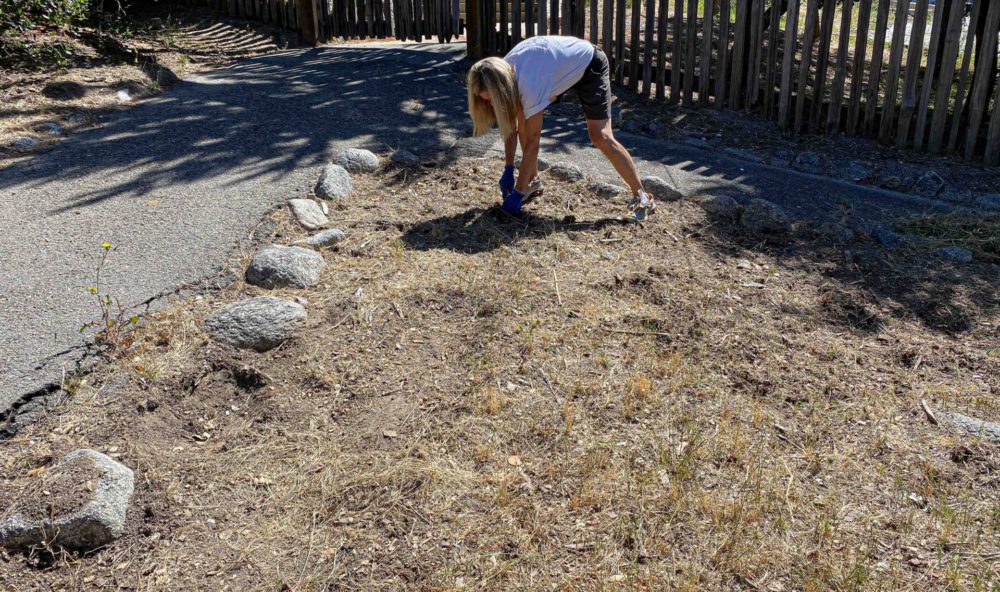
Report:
504,36,595,119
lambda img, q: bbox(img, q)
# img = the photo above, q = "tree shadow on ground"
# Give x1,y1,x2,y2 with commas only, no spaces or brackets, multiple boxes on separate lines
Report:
400,205,629,254
0,44,472,214
693,213,999,337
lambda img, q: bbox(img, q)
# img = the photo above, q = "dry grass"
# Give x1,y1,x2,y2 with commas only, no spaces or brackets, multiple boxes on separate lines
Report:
1,158,999,591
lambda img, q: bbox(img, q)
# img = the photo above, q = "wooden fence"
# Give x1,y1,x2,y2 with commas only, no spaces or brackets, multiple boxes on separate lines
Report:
470,0,1000,164
175,0,464,43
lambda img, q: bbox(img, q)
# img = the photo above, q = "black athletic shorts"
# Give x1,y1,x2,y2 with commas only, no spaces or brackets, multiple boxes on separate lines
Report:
569,47,612,120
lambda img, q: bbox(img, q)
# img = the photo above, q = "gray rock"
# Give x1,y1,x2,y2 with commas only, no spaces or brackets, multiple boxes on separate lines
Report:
700,195,742,221
642,121,661,135
245,245,324,289
0,450,134,550
451,134,495,158
723,148,764,163
13,137,38,150
741,198,793,236
294,229,346,250
335,148,380,173
940,189,973,204
641,175,683,202
939,411,1000,444
877,173,905,191
974,194,1000,211
149,17,165,29
204,297,306,351
772,149,795,164
389,149,421,166
586,181,625,198
934,246,973,263
315,163,353,200
620,119,642,133
913,171,945,197
834,161,872,182
791,151,825,175
870,224,905,249
548,162,584,182
513,154,551,171
288,199,329,230
37,123,62,136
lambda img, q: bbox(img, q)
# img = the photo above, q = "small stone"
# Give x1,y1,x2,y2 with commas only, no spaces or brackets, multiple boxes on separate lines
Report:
203,297,306,351
934,246,973,263
723,148,764,163
877,174,905,191
700,195,742,221
642,121,661,135
974,194,1000,211
0,450,134,551
938,411,1000,444
293,229,346,250
513,154,551,171
288,199,329,230
641,175,683,202
601,251,618,261
37,123,62,136
149,17,165,29
913,171,945,197
116,89,132,103
791,152,825,175
741,198,793,237
389,149,420,166
772,149,795,164
548,162,584,182
245,245,325,289
12,136,38,150
939,189,973,204
334,148,380,173
834,161,872,182
586,181,625,198
314,163,353,200
619,118,642,133
870,224,905,249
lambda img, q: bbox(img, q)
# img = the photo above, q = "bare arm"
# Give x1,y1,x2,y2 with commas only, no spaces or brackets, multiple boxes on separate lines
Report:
515,111,543,192
504,125,518,166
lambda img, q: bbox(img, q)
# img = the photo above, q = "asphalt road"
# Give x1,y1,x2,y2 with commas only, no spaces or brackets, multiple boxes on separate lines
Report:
0,41,946,417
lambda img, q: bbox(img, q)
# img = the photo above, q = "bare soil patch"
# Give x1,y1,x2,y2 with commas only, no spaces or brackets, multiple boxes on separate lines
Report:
1,158,999,590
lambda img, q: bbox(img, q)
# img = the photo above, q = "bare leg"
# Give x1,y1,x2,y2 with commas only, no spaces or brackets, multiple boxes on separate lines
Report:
586,118,644,196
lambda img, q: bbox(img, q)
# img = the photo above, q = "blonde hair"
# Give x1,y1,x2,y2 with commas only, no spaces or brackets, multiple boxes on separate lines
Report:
467,57,519,139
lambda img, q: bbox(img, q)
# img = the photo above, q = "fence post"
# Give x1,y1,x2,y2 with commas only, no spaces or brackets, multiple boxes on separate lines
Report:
297,0,322,44
468,0,482,58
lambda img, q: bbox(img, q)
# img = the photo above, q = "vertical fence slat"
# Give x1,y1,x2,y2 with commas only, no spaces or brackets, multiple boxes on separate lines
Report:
683,0,696,106
560,0,569,34
699,0,715,106
827,0,853,133
671,0,682,103
716,0,731,108
498,0,507,50
602,0,612,53
928,0,968,152
615,0,626,84
550,0,558,34
629,0,642,91
846,0,871,134
878,0,910,143
537,0,546,38
762,0,781,117
809,0,835,131
986,79,1000,165
643,0,656,97
778,0,800,127
655,0,668,100
728,0,747,108
794,0,819,133
746,0,764,108
946,0,982,153
895,0,928,147
963,0,1000,159
913,0,946,150
863,0,891,134
513,0,521,44
589,0,597,42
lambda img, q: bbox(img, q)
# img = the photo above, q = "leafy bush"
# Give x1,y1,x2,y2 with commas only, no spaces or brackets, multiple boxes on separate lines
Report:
0,0,92,36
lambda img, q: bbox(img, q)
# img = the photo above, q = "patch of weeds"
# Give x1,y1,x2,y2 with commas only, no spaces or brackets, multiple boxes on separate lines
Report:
897,212,1000,263
79,242,141,356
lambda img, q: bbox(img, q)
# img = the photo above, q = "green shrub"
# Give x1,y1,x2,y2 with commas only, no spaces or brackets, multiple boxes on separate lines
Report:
0,0,92,36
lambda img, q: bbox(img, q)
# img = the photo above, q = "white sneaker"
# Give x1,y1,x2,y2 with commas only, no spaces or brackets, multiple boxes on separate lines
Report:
627,190,656,222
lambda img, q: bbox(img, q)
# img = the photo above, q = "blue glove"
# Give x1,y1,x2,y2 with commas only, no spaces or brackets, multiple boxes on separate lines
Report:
501,188,525,215
499,165,515,199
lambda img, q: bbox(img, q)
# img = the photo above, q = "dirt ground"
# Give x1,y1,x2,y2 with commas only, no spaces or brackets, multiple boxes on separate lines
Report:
1,157,998,590
0,4,300,165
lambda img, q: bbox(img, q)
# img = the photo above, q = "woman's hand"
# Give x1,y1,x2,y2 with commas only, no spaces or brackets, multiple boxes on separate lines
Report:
499,165,516,198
